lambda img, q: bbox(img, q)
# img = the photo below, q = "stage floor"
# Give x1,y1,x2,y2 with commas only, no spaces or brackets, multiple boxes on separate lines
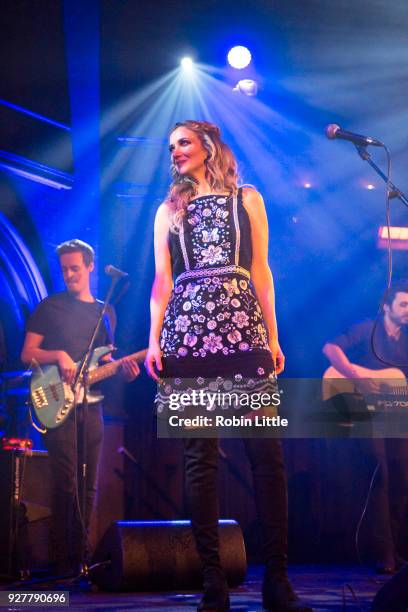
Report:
1,565,389,611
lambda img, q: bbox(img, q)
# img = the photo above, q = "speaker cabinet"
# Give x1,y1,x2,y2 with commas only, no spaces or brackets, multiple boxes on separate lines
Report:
372,563,408,611
0,450,51,578
91,519,247,591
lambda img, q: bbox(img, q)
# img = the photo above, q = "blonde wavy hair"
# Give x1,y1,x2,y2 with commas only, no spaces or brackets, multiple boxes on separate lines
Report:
165,120,239,231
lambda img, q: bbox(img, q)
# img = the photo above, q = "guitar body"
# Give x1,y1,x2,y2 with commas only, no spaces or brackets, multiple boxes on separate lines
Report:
30,346,110,430
322,365,407,401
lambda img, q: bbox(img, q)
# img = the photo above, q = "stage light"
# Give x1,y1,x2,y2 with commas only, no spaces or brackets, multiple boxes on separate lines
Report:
303,182,312,189
227,46,252,69
181,57,194,72
378,226,408,250
233,79,258,96
366,183,375,190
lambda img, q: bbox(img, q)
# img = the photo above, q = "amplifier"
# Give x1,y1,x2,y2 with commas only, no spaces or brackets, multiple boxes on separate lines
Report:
0,450,51,578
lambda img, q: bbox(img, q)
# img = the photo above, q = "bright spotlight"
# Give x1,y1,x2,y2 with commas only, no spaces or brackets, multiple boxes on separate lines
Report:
181,57,194,72
233,79,258,97
227,46,252,69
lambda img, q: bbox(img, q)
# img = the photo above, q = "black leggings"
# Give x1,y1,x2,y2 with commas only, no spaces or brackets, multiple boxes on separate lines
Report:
183,437,288,576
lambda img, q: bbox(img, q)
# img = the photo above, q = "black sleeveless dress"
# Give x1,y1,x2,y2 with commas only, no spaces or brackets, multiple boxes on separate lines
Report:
156,189,277,413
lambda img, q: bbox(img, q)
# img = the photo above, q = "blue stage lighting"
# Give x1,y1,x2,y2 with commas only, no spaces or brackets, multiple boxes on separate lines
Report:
233,79,258,97
227,46,252,69
181,57,194,72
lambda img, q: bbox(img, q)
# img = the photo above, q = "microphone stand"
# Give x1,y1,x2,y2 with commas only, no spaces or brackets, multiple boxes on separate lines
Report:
72,274,120,581
355,145,408,207
355,144,408,372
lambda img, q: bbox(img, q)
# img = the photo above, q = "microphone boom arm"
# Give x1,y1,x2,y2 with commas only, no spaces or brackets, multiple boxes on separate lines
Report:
355,145,408,207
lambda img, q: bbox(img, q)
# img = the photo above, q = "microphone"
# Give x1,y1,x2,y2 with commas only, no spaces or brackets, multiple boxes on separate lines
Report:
104,264,129,279
325,124,384,148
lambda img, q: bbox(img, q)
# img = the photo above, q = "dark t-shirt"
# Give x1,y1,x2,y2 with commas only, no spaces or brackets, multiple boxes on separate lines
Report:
331,319,408,377
26,291,115,363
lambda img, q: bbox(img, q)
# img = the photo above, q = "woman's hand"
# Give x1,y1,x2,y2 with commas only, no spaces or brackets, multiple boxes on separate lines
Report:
144,341,163,381
270,341,285,375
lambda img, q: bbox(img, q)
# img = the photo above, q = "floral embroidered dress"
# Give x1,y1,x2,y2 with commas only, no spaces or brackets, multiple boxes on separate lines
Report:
156,188,277,412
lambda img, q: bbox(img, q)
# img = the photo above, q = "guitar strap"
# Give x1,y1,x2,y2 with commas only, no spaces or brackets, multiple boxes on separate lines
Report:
96,299,115,345
103,311,114,344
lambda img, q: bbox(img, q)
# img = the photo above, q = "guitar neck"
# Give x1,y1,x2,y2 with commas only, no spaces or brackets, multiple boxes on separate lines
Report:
87,349,146,385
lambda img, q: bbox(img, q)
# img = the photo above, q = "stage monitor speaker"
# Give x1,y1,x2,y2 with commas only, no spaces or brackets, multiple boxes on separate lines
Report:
371,563,408,612
91,519,247,591
0,450,51,578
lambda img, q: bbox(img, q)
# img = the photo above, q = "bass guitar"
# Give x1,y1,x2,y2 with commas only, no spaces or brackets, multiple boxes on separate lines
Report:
30,346,147,429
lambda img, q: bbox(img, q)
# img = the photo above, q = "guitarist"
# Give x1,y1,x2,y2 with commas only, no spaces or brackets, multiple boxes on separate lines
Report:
322,283,408,574
20,239,140,577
